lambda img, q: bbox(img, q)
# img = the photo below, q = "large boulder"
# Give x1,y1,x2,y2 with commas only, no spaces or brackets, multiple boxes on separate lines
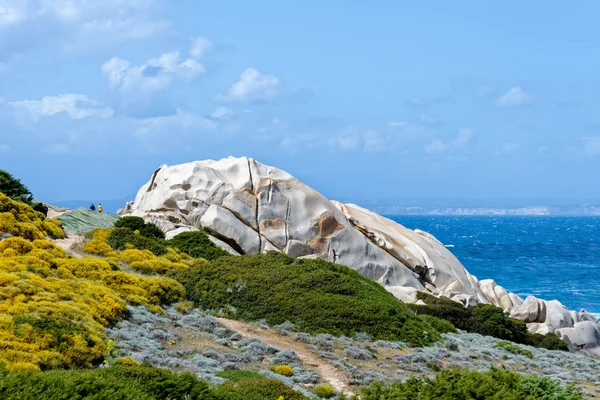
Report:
509,296,546,323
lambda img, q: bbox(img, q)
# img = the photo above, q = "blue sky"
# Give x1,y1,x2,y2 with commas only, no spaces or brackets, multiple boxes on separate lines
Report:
1,1,600,204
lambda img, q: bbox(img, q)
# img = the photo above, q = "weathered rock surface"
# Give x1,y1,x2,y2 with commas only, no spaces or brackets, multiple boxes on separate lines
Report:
120,156,600,353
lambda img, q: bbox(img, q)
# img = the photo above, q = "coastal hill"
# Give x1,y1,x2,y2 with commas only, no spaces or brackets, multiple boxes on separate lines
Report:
120,156,600,356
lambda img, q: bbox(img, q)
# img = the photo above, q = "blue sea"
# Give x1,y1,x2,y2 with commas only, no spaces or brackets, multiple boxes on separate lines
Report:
389,216,600,315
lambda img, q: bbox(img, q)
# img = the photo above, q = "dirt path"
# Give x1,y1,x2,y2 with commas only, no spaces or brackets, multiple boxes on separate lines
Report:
52,231,84,258
216,318,351,394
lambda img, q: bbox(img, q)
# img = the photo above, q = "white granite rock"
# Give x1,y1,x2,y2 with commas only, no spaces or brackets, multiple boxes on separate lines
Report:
510,296,546,323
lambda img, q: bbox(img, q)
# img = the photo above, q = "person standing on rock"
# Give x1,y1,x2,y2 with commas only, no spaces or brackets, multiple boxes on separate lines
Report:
90,203,96,211
98,204,103,213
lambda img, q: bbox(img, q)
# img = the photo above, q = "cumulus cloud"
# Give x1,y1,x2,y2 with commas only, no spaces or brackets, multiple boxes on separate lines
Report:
497,142,520,155
102,51,205,94
210,107,234,120
495,87,533,107
388,121,406,127
424,128,473,154
218,68,280,102
583,137,600,157
8,94,113,121
190,37,213,59
0,0,169,53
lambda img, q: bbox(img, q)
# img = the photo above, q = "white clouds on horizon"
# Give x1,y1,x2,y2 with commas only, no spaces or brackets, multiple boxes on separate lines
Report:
495,86,533,107
218,68,280,102
1,0,170,52
8,94,113,120
424,128,473,154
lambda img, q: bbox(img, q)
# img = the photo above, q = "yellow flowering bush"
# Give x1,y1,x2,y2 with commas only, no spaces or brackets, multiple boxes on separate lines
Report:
0,196,186,371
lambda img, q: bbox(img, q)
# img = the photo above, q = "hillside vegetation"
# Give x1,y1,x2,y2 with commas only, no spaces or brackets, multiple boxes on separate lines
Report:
409,292,569,351
171,252,441,346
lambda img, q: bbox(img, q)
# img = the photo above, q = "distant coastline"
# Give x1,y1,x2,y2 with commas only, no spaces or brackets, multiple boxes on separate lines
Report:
375,206,600,216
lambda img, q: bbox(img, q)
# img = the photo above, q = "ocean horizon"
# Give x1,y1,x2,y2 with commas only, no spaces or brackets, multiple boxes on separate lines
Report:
390,215,600,315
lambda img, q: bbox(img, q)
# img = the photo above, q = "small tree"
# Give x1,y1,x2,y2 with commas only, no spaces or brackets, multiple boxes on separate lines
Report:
0,170,34,204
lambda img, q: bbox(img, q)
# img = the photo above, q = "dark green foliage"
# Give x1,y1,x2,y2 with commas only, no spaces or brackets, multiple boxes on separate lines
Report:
114,217,165,239
0,170,33,204
409,292,569,351
0,365,214,400
494,341,534,359
168,231,229,260
108,223,226,260
114,216,147,231
140,223,166,240
106,228,167,255
420,314,457,334
531,333,570,351
171,252,440,346
215,370,266,381
359,367,582,400
31,202,48,217
212,378,308,400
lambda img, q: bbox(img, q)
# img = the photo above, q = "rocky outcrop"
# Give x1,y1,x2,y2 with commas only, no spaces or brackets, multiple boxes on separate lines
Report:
119,156,600,353
58,208,120,233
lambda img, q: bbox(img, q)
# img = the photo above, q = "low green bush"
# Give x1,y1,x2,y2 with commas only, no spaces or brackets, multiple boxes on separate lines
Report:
107,228,167,255
530,332,570,351
494,341,534,359
313,383,336,398
408,292,569,351
359,367,582,400
0,365,213,400
167,231,230,260
270,364,294,377
171,252,440,346
114,216,165,240
212,378,307,400
420,314,457,334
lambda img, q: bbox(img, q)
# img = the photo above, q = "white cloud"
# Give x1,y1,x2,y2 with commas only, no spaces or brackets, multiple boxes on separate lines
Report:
583,137,600,157
190,37,213,59
8,94,113,121
537,145,548,154
134,109,216,137
419,113,442,126
329,136,359,152
210,107,234,120
425,128,473,154
102,51,205,94
1,0,169,50
0,144,9,153
388,121,406,127
495,87,533,107
218,68,280,102
497,142,520,155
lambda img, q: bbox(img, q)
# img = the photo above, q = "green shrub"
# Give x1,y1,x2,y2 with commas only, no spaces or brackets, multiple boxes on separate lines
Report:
107,228,167,255
114,357,140,366
114,217,165,240
212,378,308,400
494,341,534,359
0,365,213,400
313,383,336,398
215,370,265,381
167,231,229,260
420,314,457,334
114,216,147,231
0,170,33,204
171,252,440,346
270,364,294,377
359,367,582,400
530,333,570,351
408,292,569,351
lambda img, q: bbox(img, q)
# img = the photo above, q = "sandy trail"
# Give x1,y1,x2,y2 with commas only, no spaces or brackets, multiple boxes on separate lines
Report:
216,318,351,394
52,230,84,257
